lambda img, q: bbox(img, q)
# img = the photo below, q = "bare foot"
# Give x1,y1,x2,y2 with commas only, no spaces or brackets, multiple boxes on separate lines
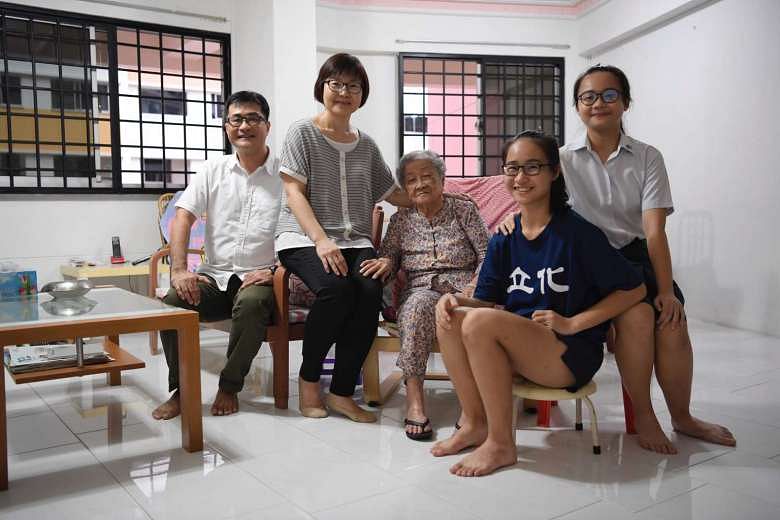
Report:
672,415,736,447
152,391,180,420
635,411,678,454
431,420,487,457
450,439,517,477
325,394,376,423
299,379,325,409
210,388,239,416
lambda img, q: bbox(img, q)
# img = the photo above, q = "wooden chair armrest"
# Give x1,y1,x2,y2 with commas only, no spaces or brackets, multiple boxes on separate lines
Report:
272,265,292,327
148,247,206,298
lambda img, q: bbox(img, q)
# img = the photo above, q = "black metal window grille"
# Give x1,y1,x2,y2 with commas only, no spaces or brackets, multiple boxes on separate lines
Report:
399,53,564,177
0,3,230,193
143,157,172,182
0,72,20,104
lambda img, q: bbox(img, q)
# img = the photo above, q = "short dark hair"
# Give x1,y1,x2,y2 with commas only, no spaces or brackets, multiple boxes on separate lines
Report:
314,53,370,107
572,64,632,109
501,130,570,214
224,90,270,121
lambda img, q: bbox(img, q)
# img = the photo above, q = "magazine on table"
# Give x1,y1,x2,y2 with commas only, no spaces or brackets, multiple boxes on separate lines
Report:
3,340,113,373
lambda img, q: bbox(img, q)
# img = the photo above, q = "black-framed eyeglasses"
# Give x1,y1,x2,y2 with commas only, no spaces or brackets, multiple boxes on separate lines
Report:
577,88,621,106
325,79,362,95
502,163,551,176
225,114,267,127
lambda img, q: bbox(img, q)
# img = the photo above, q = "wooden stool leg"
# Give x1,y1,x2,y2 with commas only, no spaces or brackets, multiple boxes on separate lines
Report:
583,396,601,454
362,345,381,406
512,395,520,445
536,400,552,427
622,384,637,434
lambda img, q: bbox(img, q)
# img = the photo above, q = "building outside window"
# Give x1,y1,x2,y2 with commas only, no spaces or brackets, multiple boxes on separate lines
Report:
0,5,230,193
399,53,564,177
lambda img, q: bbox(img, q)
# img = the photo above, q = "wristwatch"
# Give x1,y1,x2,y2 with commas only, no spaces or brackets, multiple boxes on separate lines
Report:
269,264,278,275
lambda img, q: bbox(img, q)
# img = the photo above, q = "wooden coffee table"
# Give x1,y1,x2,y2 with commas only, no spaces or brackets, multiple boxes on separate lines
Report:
0,287,202,491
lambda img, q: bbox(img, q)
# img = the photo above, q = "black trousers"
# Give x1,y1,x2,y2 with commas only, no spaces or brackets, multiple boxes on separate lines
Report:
278,246,382,397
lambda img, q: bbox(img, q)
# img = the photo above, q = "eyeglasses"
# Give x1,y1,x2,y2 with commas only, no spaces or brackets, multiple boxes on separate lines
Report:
502,163,551,176
325,79,362,95
225,114,267,127
577,88,621,106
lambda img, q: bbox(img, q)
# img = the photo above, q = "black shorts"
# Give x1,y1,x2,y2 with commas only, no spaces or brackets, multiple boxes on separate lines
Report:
618,238,685,319
558,334,604,392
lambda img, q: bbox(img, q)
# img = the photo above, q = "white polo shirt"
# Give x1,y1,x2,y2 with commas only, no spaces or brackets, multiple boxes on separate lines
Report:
176,152,281,290
560,132,674,249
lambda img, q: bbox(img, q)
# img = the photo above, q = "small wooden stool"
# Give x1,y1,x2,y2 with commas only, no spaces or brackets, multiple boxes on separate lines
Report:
511,377,601,454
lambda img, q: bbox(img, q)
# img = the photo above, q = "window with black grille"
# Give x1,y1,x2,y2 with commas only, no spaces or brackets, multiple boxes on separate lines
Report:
0,3,230,193
399,53,564,177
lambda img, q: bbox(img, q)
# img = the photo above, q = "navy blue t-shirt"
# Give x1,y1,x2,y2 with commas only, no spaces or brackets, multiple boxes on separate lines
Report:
474,209,643,347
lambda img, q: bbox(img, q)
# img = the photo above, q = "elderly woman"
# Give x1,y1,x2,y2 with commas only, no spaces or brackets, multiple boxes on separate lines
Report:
361,150,489,440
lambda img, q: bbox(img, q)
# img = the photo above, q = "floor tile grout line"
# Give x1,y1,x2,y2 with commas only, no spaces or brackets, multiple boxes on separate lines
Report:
313,480,502,518
307,484,420,516
22,379,156,519
33,377,158,520
730,380,773,393
546,498,605,520
665,448,735,475
631,480,711,514
9,439,83,457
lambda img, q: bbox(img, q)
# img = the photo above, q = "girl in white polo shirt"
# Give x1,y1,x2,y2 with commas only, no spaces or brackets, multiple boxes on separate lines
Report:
560,65,735,453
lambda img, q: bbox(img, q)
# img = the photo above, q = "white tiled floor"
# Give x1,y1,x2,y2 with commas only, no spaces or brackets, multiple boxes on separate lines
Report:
2,320,780,519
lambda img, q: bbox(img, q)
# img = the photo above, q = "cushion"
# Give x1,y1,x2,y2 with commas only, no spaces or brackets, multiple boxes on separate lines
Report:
289,273,316,307
159,191,206,272
289,305,310,324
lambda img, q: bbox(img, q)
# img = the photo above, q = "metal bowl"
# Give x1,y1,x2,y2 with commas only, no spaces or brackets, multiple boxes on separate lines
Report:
40,279,93,300
41,296,97,317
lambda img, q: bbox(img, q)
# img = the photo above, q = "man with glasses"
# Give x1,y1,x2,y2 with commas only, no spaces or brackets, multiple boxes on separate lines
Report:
153,91,281,420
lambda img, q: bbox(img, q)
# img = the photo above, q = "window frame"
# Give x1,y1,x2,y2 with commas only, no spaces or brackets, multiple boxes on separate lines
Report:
0,2,231,194
398,52,565,178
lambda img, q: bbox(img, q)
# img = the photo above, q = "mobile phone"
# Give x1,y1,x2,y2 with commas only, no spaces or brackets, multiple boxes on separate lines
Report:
112,236,122,258
110,236,125,264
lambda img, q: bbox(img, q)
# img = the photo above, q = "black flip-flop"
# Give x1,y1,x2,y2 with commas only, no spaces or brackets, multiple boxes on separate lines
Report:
404,418,433,440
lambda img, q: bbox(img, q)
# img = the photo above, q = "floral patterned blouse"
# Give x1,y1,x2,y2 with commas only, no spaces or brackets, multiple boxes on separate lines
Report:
379,197,489,296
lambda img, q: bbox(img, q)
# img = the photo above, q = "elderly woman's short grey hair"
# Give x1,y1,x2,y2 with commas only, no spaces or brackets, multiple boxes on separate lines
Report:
396,150,446,186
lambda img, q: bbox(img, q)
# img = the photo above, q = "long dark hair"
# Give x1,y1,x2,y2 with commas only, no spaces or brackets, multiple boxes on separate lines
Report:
501,130,570,214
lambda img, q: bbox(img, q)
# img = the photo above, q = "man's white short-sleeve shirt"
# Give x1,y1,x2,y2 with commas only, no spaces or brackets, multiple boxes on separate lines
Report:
175,152,281,290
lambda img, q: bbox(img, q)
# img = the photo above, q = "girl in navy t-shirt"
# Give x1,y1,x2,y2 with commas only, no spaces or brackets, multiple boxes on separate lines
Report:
431,131,645,477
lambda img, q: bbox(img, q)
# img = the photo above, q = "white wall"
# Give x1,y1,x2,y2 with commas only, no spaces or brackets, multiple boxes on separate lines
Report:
580,0,780,335
316,4,586,171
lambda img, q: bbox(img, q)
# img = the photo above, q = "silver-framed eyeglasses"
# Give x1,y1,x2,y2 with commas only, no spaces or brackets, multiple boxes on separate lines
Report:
502,163,551,176
325,79,362,95
225,114,267,127
577,88,621,106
